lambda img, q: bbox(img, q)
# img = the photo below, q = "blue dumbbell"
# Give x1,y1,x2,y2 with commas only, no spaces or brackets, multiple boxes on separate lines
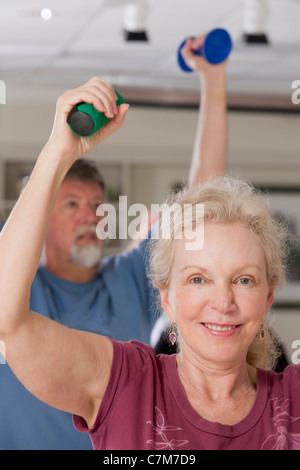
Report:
177,28,232,72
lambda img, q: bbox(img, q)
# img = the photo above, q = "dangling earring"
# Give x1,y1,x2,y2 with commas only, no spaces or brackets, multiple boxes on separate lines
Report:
259,324,265,341
169,323,177,346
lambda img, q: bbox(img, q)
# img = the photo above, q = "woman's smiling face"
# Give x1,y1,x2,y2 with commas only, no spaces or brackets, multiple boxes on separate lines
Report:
160,222,274,367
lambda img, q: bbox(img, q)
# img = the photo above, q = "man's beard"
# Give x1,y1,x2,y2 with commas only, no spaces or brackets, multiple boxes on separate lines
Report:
70,225,104,268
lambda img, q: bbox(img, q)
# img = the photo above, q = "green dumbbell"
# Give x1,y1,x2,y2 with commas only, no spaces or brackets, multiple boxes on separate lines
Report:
67,90,124,137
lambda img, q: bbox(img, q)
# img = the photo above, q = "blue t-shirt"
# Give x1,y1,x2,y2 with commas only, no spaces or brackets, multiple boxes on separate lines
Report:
0,239,157,450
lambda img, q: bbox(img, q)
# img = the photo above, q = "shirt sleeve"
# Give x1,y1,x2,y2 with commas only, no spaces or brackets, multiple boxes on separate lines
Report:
116,235,159,329
73,340,154,435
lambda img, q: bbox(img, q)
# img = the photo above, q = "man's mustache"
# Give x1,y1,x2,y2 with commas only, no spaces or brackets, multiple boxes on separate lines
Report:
74,225,98,241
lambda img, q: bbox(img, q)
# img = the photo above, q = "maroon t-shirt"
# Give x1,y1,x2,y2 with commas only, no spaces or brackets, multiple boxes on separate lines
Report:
74,340,300,450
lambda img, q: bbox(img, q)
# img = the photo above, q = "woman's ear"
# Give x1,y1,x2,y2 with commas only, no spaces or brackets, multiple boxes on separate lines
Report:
265,288,274,315
159,289,174,321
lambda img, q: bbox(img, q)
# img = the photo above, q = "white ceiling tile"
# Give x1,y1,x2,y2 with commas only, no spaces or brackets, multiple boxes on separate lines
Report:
1,0,300,106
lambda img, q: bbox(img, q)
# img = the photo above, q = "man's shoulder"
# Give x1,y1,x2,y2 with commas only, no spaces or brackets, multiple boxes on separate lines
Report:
100,239,150,274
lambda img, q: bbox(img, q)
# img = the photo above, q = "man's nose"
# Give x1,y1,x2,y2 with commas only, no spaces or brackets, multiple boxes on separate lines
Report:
79,204,98,224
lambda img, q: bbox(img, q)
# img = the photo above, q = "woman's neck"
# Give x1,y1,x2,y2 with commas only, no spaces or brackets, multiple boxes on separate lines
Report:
176,351,257,425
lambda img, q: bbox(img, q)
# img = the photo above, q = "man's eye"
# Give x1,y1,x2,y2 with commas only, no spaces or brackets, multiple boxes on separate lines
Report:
66,201,77,208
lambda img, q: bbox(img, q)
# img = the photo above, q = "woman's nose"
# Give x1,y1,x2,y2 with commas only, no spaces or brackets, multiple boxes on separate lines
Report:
210,284,236,314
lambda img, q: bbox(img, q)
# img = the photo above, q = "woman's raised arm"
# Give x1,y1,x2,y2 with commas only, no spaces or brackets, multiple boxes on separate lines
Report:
0,78,129,427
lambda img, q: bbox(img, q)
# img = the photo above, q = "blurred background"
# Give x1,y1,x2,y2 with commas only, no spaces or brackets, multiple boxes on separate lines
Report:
0,0,299,360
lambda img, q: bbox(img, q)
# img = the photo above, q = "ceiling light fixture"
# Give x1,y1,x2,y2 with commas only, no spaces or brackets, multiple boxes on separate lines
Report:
40,8,53,21
124,0,149,42
242,0,270,44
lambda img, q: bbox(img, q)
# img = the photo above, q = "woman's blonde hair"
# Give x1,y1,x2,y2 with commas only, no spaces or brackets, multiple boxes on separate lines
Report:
148,176,293,370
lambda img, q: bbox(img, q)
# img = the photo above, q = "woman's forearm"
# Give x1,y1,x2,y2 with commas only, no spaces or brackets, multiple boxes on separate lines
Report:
0,78,127,427
0,77,129,335
0,145,71,332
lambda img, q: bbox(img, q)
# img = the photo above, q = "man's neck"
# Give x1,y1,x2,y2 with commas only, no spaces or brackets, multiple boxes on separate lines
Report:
43,259,99,283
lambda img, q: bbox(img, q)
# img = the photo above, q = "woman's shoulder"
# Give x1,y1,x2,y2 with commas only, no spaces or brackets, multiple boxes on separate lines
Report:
110,339,175,383
261,364,300,392
110,339,157,370
270,364,300,379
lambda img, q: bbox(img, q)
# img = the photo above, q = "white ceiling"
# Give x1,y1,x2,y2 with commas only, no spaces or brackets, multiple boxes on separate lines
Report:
1,0,300,109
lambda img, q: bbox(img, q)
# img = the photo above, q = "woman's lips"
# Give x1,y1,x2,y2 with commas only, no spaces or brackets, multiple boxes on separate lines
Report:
201,322,241,337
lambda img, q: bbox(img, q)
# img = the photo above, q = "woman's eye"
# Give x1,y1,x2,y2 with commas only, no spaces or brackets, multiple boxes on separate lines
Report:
191,277,204,284
238,277,252,285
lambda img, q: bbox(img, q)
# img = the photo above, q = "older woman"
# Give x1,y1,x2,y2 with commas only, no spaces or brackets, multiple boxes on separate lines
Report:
0,79,299,451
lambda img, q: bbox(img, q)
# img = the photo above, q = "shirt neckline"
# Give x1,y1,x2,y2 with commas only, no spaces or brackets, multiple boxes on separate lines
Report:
163,354,269,438
38,265,101,291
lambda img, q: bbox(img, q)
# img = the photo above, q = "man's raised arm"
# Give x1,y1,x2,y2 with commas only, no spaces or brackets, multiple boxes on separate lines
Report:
181,35,228,186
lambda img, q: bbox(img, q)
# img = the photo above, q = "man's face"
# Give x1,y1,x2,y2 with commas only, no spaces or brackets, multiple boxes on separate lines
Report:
45,179,106,268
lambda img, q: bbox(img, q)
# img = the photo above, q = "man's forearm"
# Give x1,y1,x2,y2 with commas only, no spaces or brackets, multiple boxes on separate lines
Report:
188,67,227,186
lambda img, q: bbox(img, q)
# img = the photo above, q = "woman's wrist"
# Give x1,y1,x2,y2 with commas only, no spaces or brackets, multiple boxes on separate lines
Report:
38,140,78,180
